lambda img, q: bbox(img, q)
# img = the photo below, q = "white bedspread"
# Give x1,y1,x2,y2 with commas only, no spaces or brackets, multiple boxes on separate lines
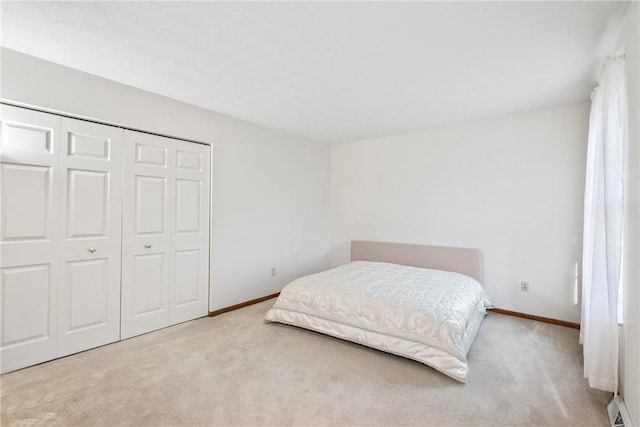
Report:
265,261,492,382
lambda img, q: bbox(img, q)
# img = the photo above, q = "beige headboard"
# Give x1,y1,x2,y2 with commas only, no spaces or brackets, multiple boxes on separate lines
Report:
351,240,484,284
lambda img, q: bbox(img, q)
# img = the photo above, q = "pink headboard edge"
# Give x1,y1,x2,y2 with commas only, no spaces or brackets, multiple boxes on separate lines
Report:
350,240,484,284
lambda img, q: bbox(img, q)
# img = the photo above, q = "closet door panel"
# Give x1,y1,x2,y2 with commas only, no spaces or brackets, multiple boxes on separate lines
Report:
57,118,122,357
121,131,171,339
67,170,109,237
171,141,210,325
1,164,52,241
65,259,109,328
0,106,60,373
136,175,167,234
173,250,200,306
1,266,51,343
0,108,57,165
132,253,166,315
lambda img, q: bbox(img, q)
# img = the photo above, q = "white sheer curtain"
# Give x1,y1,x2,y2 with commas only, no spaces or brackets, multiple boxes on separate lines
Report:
580,54,627,393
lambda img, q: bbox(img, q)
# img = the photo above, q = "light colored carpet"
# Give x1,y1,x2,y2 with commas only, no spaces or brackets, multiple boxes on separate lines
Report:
1,299,611,426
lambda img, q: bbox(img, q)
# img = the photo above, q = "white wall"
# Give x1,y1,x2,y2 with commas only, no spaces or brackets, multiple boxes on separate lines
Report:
331,102,589,323
616,1,639,423
0,48,332,311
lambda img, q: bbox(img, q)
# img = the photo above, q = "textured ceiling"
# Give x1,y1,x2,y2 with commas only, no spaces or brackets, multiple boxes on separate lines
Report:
0,1,630,144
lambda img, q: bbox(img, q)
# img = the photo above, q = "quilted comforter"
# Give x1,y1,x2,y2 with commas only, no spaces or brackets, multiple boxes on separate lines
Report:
265,261,492,382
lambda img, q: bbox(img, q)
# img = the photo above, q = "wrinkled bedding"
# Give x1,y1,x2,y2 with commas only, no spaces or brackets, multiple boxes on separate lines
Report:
265,261,492,382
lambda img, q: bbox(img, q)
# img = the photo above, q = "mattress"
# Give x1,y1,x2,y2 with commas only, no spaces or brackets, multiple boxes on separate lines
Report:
265,261,492,382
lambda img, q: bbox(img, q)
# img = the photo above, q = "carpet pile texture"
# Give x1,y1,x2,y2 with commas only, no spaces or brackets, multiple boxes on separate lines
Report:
1,299,611,426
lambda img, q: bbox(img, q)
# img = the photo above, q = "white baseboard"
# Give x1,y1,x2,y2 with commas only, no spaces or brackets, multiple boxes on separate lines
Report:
619,399,634,427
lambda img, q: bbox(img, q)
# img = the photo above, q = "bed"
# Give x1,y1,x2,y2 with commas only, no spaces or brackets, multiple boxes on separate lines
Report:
265,240,492,383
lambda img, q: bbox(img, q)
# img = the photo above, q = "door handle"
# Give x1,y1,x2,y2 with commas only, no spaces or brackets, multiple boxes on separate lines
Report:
144,244,152,249
88,247,97,253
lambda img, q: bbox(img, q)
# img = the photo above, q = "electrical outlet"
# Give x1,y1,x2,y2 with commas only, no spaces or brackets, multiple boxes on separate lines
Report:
271,267,277,277
520,281,530,292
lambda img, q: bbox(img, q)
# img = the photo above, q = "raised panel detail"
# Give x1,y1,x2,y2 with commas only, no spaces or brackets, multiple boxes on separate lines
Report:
1,265,51,347
133,254,165,316
1,164,50,241
68,170,108,238
174,250,199,306
67,132,109,160
135,144,166,167
1,122,52,154
65,259,107,331
175,179,200,233
135,176,166,235
176,150,202,171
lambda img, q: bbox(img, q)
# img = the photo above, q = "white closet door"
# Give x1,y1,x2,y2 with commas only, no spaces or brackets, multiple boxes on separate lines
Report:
171,141,210,325
57,118,123,357
121,131,210,339
0,106,60,373
121,131,172,339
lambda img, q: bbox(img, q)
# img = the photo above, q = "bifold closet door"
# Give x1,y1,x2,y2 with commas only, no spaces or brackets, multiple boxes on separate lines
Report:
0,106,60,373
1,106,124,373
121,131,210,339
1,104,209,371
57,118,123,357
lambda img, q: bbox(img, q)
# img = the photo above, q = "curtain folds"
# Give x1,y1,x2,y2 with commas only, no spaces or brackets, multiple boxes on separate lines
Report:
580,55,627,393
